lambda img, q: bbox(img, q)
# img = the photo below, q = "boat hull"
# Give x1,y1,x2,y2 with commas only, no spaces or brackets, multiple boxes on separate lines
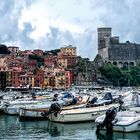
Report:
95,111,140,132
19,103,86,121
49,110,105,123
113,121,140,132
49,104,119,123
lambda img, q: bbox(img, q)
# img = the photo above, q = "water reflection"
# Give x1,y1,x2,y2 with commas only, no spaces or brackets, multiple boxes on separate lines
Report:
0,114,140,140
96,131,113,140
96,130,140,140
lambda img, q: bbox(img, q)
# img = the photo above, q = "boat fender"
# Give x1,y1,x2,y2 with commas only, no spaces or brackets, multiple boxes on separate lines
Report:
78,96,83,102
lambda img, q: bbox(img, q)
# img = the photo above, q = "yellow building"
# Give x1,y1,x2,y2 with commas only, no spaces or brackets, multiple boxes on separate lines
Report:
28,73,35,87
0,57,7,67
55,70,65,89
6,70,12,87
60,45,77,56
44,76,50,88
57,57,67,68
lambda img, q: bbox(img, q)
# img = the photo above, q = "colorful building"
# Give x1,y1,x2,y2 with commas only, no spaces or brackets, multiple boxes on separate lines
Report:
0,57,7,69
27,72,35,88
0,71,6,90
57,54,77,68
12,67,21,87
0,45,77,90
34,69,44,88
44,55,57,68
33,49,43,56
6,70,12,87
8,46,19,56
60,45,77,56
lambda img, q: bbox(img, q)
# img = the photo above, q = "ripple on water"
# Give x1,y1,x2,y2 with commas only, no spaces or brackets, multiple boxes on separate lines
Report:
0,114,140,140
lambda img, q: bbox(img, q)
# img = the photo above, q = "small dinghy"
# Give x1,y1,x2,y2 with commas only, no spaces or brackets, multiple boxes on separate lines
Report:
95,107,140,132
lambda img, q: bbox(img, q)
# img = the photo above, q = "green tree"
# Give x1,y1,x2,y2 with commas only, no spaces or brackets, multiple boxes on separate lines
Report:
100,64,140,87
0,44,10,54
29,54,44,67
100,64,122,86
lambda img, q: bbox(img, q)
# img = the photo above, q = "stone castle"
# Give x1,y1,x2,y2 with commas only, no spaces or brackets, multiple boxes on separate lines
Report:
97,27,140,67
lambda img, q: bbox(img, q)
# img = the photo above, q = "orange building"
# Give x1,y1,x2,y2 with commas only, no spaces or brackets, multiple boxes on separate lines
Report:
12,67,21,87
34,69,44,88
57,54,77,68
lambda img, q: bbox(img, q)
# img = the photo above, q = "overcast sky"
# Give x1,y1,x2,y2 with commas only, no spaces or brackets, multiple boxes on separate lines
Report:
0,0,140,60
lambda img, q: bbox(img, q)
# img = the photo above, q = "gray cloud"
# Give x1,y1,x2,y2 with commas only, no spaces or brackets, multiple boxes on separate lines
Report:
18,22,35,48
34,27,75,51
33,26,96,60
1,0,140,60
89,0,140,43
0,0,35,44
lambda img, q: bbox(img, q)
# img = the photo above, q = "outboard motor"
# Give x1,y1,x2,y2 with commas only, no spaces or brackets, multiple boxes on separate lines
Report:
136,94,140,107
86,97,98,107
103,92,113,100
41,103,61,118
96,106,117,133
90,97,98,104
118,95,124,111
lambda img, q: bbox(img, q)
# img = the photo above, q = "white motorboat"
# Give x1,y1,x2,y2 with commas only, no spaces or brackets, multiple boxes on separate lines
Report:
0,99,41,114
18,95,90,120
48,103,119,123
95,109,140,132
2,93,73,115
19,102,87,120
3,100,49,115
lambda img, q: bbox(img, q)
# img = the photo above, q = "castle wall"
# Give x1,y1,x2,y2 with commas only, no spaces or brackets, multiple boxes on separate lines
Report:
108,43,137,61
98,47,108,60
136,44,140,60
97,27,140,66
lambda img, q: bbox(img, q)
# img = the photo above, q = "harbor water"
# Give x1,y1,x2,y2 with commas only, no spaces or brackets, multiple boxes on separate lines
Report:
0,114,140,140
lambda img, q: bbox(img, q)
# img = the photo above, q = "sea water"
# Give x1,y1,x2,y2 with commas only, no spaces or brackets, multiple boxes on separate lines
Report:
0,114,140,140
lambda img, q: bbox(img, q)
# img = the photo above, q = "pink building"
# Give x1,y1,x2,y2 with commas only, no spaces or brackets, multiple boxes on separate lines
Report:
44,55,57,67
33,49,43,56
65,70,72,88
57,54,77,68
28,60,37,69
19,50,33,58
12,67,21,87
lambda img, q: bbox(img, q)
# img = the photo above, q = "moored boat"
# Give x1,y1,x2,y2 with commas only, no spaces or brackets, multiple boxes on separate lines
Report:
48,103,119,123
95,108,140,132
19,103,87,121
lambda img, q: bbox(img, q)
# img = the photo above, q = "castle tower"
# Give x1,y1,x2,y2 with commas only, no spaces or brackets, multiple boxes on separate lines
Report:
97,27,112,60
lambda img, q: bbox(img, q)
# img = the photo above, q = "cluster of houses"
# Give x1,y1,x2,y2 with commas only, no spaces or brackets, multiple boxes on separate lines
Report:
0,45,78,90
